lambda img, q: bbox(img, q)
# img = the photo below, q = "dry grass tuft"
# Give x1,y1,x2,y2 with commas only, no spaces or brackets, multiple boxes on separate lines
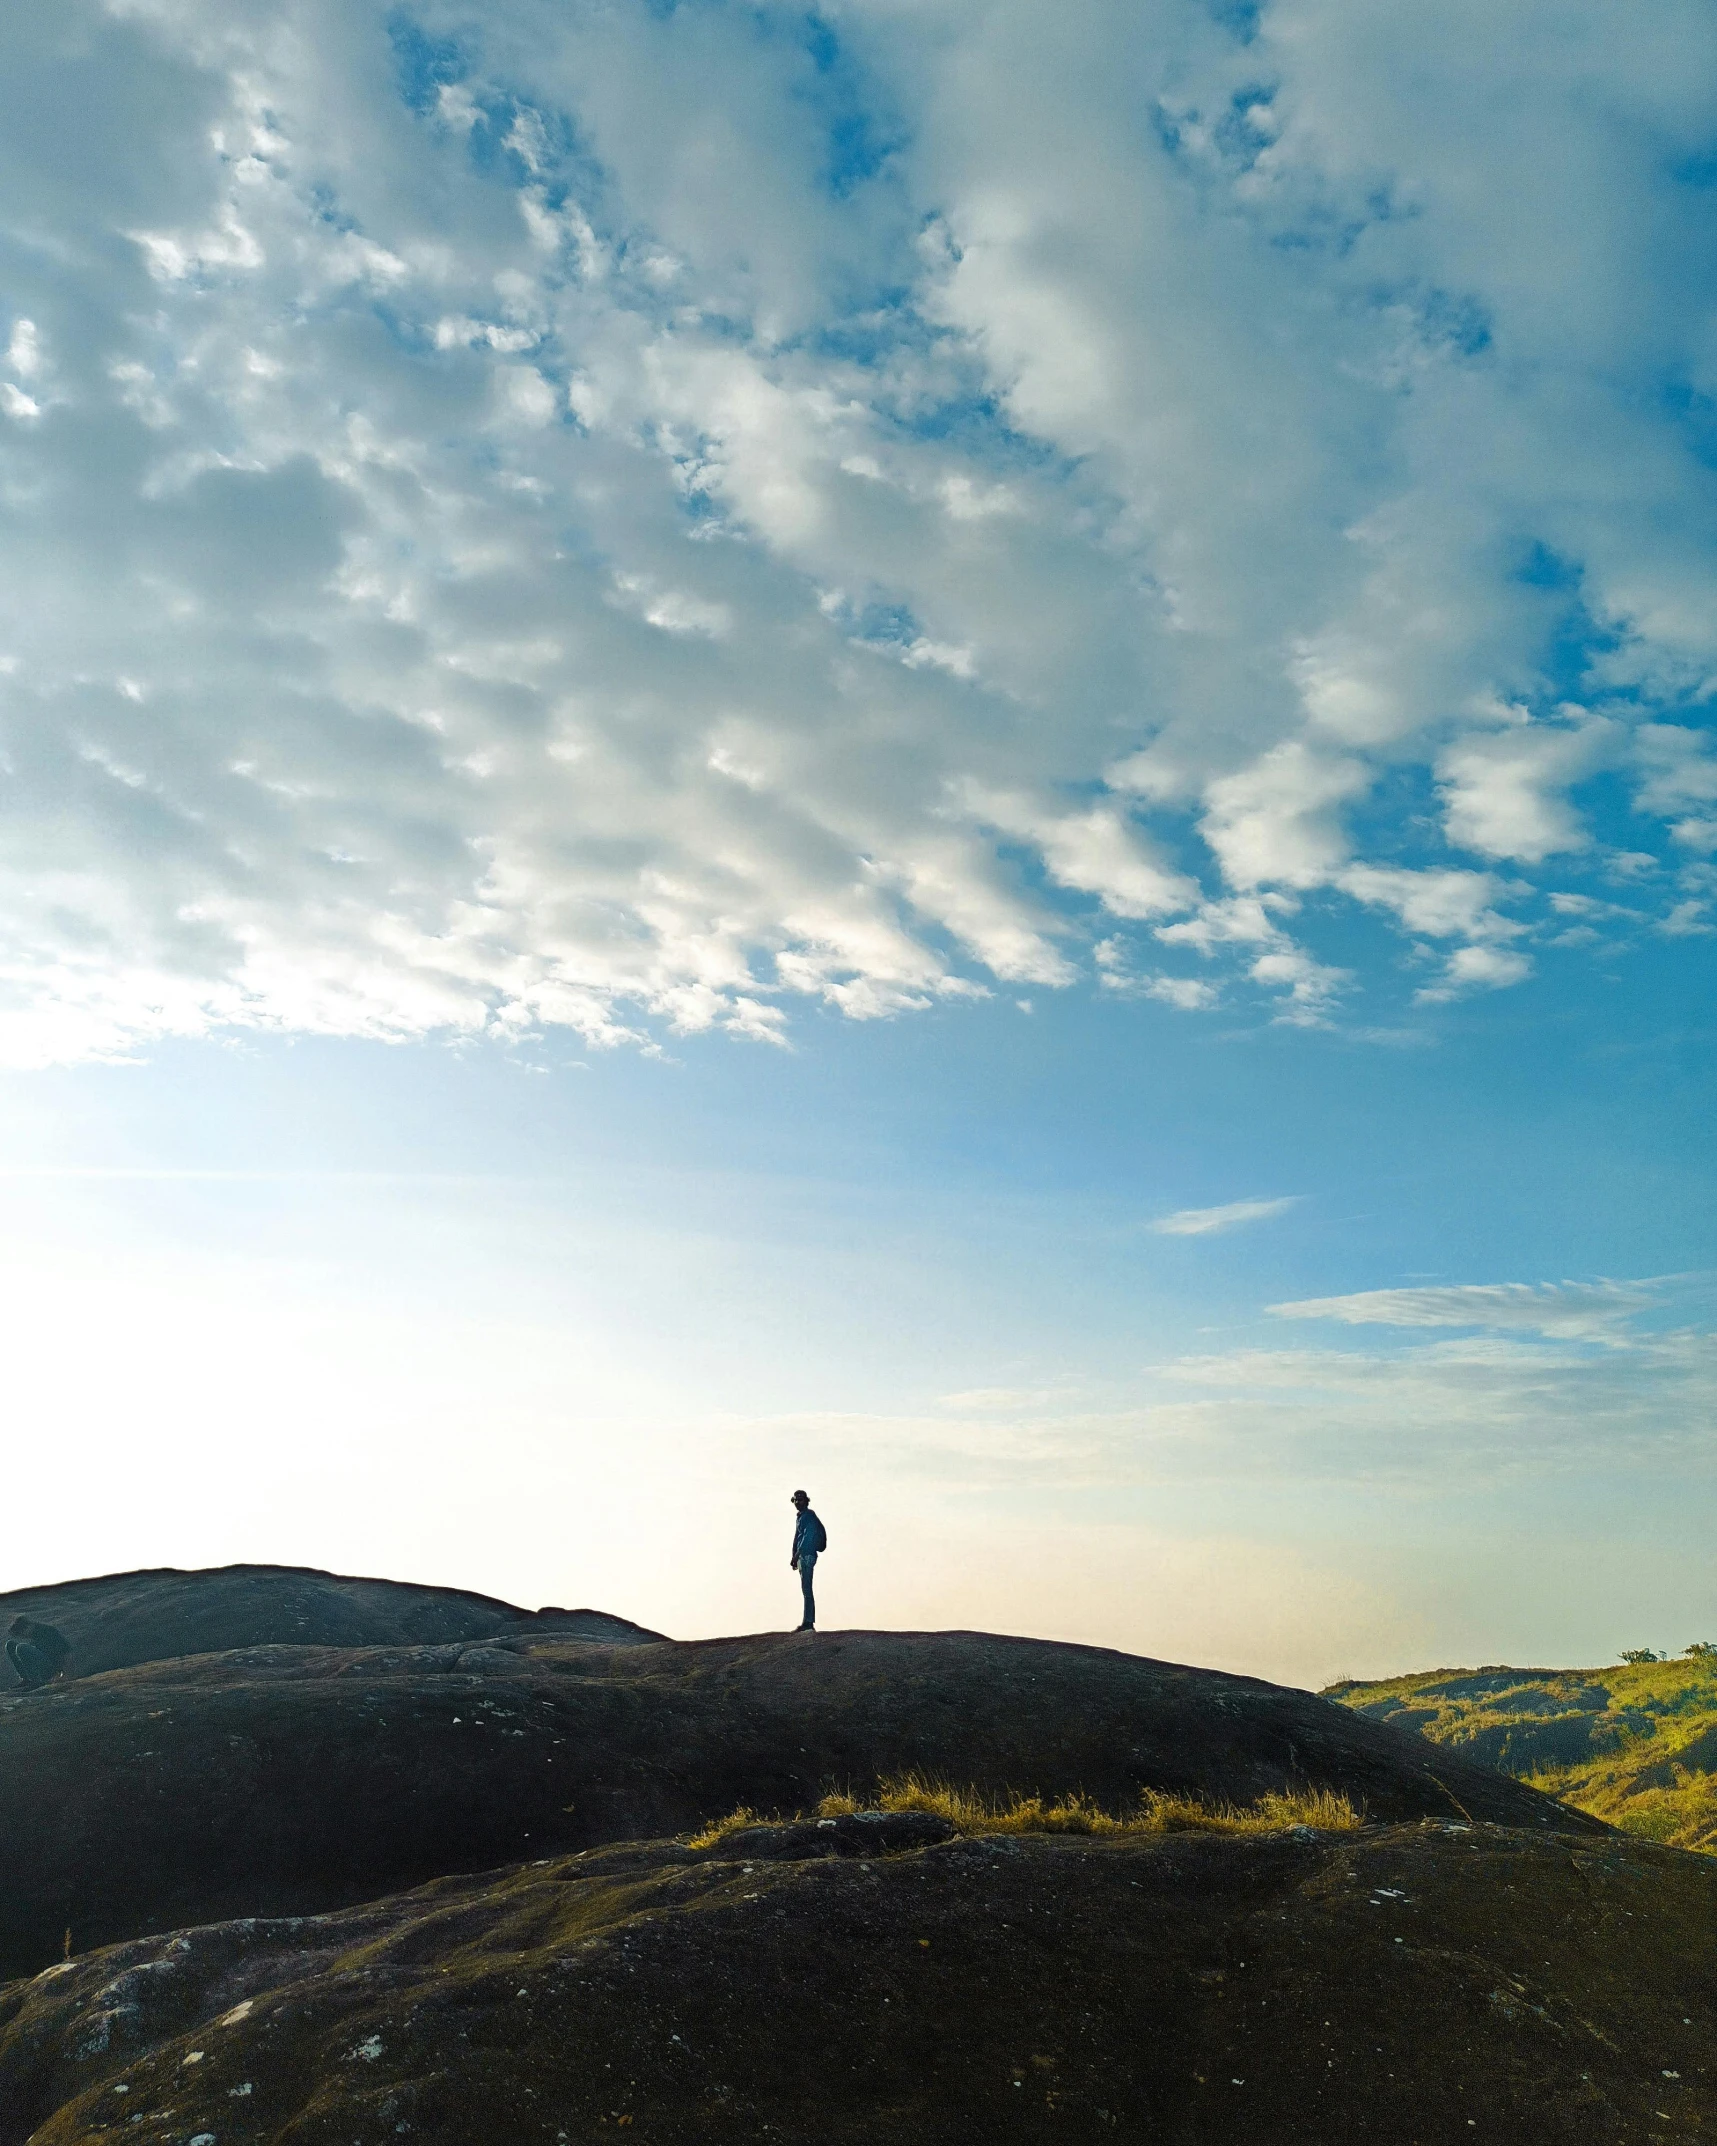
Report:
828,1775,1362,1836
688,1778,1361,1846
685,1807,763,1849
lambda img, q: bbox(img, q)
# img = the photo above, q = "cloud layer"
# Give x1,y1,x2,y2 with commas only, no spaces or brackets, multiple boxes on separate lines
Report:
775,1273,1716,1489
1,0,1714,1064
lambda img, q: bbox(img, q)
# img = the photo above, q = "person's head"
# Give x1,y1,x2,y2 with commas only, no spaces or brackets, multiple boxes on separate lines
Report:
790,1489,809,1511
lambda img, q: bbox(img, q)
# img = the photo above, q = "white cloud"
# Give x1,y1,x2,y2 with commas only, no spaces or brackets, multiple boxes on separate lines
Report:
1337,864,1522,944
1156,895,1292,955
1151,890,1351,1020
1141,974,1220,1012
1659,897,1714,937
1437,719,1611,864
1413,941,1533,1002
767,1316,1717,1491
1268,1276,1673,1343
1151,1195,1300,1236
1143,1327,1717,1480
1199,744,1369,891
963,788,1198,921
0,0,1711,1063
1248,945,1351,1025
1092,936,1219,1009
1635,724,1717,852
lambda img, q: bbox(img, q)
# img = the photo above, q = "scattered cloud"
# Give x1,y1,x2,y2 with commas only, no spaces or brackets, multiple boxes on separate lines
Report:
0,0,1712,1064
1413,942,1534,1002
1338,865,1524,945
1436,720,1612,865
1142,974,1221,1012
1146,1327,1717,1480
1155,896,1292,955
1634,725,1717,852
763,1316,1717,1490
792,1270,1715,1493
1659,897,1714,937
1151,1196,1301,1237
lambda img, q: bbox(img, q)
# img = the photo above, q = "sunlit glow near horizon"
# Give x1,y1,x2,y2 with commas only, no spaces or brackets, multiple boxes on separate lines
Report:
0,0,1711,1686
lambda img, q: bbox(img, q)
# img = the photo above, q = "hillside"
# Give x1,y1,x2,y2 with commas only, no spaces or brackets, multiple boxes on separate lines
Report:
0,1611,1588,1981
1,1565,1709,2142
1,1815,1711,2144
0,1564,662,1679
1327,1654,1717,1853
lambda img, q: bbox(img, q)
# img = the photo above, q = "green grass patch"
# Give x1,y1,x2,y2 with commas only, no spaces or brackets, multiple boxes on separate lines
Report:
1329,1650,1717,1854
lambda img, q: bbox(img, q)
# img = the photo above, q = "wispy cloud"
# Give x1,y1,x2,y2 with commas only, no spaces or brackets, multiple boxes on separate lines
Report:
748,1317,1717,1490
1151,1196,1300,1237
1267,1277,1678,1343
779,1273,1716,1494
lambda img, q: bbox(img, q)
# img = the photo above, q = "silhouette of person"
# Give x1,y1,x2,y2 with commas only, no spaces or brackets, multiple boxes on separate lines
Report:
789,1489,826,1633
6,1617,70,1691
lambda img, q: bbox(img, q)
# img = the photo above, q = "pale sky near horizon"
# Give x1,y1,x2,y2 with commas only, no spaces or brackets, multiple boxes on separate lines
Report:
0,0,1713,1689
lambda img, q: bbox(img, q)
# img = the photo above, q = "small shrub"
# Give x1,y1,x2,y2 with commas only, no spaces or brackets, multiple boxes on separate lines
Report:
1614,1803,1688,1846
1619,1649,1664,1665
1684,1642,1717,1661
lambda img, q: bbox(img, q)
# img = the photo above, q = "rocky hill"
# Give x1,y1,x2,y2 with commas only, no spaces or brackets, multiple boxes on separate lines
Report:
2,1817,1711,2145
1328,1653,1717,1853
0,1566,1709,2143
0,1564,661,1679
0,1590,1590,1982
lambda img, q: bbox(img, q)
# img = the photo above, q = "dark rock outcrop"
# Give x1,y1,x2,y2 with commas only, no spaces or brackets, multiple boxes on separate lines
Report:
0,1564,659,1681
0,1566,1688,2143
1,1819,1710,2145
0,1609,1598,1979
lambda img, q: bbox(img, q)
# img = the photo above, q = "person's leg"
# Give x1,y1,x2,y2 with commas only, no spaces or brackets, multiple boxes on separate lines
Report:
798,1553,817,1630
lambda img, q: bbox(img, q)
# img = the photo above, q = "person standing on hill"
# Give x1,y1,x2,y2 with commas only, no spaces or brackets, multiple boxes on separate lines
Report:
6,1616,70,1690
789,1489,826,1633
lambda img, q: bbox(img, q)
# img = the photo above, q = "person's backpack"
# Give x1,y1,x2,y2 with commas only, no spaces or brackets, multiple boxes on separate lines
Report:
812,1514,828,1553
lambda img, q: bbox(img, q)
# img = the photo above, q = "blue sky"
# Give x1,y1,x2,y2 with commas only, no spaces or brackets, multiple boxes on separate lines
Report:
0,0,1712,1682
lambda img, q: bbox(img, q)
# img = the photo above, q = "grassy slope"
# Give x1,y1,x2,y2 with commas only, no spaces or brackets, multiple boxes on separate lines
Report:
1326,1656,1717,1852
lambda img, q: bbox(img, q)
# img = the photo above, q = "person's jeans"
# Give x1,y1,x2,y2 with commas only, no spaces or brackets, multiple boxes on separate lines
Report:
797,1552,817,1629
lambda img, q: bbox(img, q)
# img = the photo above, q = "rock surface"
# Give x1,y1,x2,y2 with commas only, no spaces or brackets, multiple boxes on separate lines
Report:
0,1616,1597,1979
2,1565,1696,2144
0,1565,660,1681
1,1818,1710,2145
